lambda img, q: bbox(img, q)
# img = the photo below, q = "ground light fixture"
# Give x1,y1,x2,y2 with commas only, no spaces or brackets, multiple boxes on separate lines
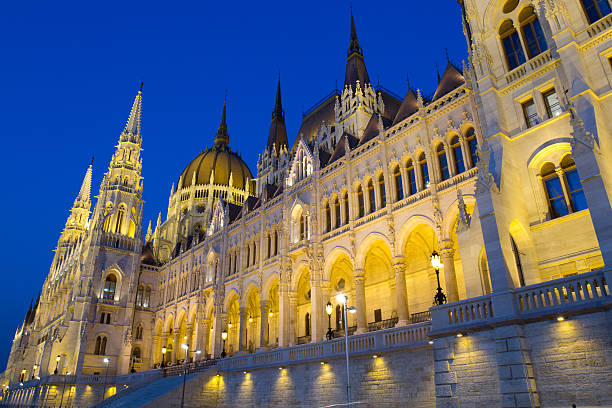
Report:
456,333,463,338
320,361,326,365
243,371,247,374
278,367,283,370
557,316,565,321
428,340,434,345
372,355,378,359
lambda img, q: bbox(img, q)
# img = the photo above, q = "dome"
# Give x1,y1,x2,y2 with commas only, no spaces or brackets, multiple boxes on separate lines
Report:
179,145,254,190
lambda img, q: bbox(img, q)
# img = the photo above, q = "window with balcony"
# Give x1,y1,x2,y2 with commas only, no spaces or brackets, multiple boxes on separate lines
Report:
103,275,117,300
437,143,450,181
519,6,547,59
450,136,465,174
500,19,526,70
581,0,612,24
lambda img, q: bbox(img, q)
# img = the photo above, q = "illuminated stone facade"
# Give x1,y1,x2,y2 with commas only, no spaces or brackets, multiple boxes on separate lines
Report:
4,1,612,406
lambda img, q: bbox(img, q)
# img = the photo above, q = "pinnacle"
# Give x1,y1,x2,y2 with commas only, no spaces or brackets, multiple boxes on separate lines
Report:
214,99,229,147
123,87,142,136
76,161,93,204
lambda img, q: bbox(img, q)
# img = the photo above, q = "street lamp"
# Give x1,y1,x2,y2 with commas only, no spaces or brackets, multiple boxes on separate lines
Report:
54,355,60,374
431,250,447,306
179,344,201,408
59,371,70,408
221,331,228,358
101,357,110,402
31,365,37,380
336,293,352,407
161,346,167,369
325,301,334,340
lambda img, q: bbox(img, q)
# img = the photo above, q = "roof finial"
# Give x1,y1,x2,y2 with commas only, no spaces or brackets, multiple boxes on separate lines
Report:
273,74,283,119
90,155,94,166
445,48,450,64
436,63,441,82
139,81,143,92
214,97,229,147
348,6,362,57
406,74,411,90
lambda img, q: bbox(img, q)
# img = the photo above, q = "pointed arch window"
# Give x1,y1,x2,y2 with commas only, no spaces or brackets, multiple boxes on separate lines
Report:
103,275,117,300
95,335,107,355
406,159,417,195
114,206,125,234
333,198,341,229
500,19,526,70
541,162,568,219
136,285,144,306
273,230,278,256
324,201,331,233
356,185,365,218
581,0,611,24
392,165,403,201
450,136,465,174
300,215,305,240
144,287,151,307
135,325,143,340
437,143,450,181
561,155,587,212
378,174,386,207
342,192,349,224
367,179,375,213
519,6,547,59
465,128,478,168
417,153,429,189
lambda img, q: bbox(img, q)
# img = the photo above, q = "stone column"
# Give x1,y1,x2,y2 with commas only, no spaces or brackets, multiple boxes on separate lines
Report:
259,300,270,350
171,330,180,363
309,279,323,343
199,321,209,359
288,292,297,346
238,307,248,353
392,259,410,326
211,312,224,358
278,280,290,348
354,270,368,334
440,242,459,302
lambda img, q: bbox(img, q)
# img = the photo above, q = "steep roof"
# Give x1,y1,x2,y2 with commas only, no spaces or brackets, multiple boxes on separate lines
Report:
393,90,419,125
360,113,392,145
344,12,370,91
293,93,337,153
267,78,289,153
432,63,465,100
328,132,359,164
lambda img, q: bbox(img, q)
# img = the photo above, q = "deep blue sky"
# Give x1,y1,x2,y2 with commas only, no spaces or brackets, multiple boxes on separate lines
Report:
0,1,467,368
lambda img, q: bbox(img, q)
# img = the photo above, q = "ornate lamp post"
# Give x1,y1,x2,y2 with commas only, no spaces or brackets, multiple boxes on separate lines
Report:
431,250,447,305
54,355,61,374
180,343,201,408
221,331,228,358
31,365,37,380
161,346,167,369
325,301,334,340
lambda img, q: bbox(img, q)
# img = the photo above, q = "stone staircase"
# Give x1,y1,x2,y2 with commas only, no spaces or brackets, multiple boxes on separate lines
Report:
90,367,216,408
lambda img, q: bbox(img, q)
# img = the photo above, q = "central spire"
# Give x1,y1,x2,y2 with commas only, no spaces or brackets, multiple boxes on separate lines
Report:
344,10,370,91
267,77,288,153
214,99,229,147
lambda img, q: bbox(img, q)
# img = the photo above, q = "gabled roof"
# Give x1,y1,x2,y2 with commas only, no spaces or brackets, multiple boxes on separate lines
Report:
141,241,160,266
328,132,359,164
393,89,419,124
293,93,337,153
432,63,465,100
227,202,243,223
318,148,331,167
378,89,402,121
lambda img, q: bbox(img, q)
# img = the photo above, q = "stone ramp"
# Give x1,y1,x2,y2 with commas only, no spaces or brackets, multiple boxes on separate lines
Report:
91,373,201,408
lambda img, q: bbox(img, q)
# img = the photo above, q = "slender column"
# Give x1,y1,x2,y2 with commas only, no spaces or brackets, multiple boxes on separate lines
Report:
259,300,270,350
238,307,248,353
392,259,410,326
354,270,368,334
310,279,323,342
172,330,179,362
210,311,224,358
440,242,459,302
288,292,297,346
278,280,290,348
200,321,210,358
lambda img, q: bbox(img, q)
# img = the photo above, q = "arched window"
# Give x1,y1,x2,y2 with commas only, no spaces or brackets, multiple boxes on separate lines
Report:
324,201,331,233
541,162,568,219
95,336,107,355
519,6,547,59
144,287,151,307
418,153,429,189
335,305,343,330
465,128,478,168
356,185,365,218
135,325,143,340
378,174,386,207
510,236,526,287
300,215,305,240
500,19,526,70
136,285,144,307
273,230,278,255
341,192,349,224
305,313,311,337
581,0,611,24
103,275,117,300
114,206,125,234
437,143,450,181
123,176,129,186
333,198,341,229
246,245,251,267
561,155,587,212
450,136,465,174
406,160,417,195
367,179,375,213
252,242,257,264
392,165,403,201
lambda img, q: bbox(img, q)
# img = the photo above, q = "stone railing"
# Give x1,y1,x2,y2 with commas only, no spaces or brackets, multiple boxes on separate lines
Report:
514,270,609,316
431,270,611,334
581,12,612,39
503,49,554,85
216,321,431,372
99,231,136,251
8,369,163,391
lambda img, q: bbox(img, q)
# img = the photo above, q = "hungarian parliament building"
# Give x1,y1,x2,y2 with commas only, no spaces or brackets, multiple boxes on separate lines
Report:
4,0,612,406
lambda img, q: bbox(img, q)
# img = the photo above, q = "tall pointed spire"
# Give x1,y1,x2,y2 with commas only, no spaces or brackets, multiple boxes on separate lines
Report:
267,76,288,153
123,84,143,137
214,98,229,147
76,159,93,204
344,10,370,91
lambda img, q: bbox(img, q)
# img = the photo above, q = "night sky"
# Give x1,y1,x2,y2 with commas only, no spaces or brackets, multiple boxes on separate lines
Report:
0,0,467,369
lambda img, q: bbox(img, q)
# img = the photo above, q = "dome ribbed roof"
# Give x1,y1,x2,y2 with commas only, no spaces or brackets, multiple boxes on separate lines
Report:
179,145,253,190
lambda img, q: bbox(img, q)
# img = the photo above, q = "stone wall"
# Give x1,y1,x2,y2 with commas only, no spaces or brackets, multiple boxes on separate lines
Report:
145,347,435,408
